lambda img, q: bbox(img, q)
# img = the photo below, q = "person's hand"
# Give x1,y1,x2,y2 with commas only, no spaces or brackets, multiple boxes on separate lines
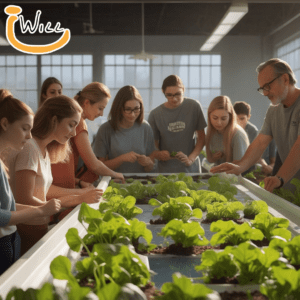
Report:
78,188,104,204
122,151,139,163
156,150,171,161
136,154,153,167
41,198,61,216
262,164,273,176
79,180,94,189
210,162,242,175
263,176,281,193
112,172,125,184
212,151,224,162
174,151,192,166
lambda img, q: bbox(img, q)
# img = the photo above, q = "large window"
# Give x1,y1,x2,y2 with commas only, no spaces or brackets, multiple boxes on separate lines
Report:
0,54,93,112
0,55,38,111
276,37,300,82
104,54,221,119
41,54,93,98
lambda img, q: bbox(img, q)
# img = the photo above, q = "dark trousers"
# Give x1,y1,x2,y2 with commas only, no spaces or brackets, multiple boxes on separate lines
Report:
0,231,21,276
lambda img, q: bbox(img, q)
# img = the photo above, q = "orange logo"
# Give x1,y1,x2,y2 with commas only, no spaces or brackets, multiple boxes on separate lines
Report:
4,5,70,55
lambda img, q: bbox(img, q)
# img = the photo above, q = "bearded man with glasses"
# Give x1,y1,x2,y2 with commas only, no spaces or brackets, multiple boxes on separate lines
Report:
211,58,300,193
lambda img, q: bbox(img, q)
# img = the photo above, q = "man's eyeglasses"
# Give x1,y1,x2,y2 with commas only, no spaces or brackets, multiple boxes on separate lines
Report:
257,75,282,95
165,92,183,99
123,107,141,114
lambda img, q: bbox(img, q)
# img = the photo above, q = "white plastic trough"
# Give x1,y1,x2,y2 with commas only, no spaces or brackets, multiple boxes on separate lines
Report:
1,173,300,299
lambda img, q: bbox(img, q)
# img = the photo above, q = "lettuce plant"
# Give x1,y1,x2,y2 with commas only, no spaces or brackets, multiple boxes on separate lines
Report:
158,219,209,247
205,201,244,222
158,273,213,300
155,173,205,192
243,200,268,218
282,235,300,265
99,195,143,219
210,220,264,246
207,176,238,201
272,178,300,207
189,190,227,211
251,213,291,241
155,181,190,203
196,242,281,285
260,266,300,300
106,181,157,200
195,249,238,283
67,212,155,251
229,242,281,284
151,197,203,222
50,243,151,292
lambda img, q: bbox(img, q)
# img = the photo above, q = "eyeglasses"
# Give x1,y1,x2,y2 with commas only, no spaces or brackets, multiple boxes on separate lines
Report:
257,75,282,95
165,92,183,99
123,107,141,114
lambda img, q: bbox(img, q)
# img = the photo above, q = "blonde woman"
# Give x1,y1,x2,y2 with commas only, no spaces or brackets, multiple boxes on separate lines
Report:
206,96,249,165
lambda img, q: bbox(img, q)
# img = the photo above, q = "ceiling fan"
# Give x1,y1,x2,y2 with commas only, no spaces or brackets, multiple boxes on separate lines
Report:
130,3,156,62
83,3,104,34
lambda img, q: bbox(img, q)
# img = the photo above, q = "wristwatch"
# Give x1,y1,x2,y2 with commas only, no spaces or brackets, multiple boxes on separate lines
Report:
276,176,285,188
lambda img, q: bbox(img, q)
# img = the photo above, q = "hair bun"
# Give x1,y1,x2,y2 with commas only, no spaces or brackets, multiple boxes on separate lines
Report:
0,95,13,106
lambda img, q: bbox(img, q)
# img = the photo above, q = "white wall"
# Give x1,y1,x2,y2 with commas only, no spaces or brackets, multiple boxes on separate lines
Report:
0,34,268,129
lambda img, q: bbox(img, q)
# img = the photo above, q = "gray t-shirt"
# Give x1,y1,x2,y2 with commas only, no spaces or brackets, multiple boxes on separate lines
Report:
209,126,249,165
148,98,207,173
260,96,300,189
93,120,156,173
245,122,258,144
262,138,276,165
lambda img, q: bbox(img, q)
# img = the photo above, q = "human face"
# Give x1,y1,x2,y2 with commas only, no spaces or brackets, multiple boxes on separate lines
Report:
44,83,62,100
3,114,33,150
257,66,288,106
237,114,250,129
164,86,184,109
54,111,81,144
121,99,141,127
210,109,230,133
83,97,109,121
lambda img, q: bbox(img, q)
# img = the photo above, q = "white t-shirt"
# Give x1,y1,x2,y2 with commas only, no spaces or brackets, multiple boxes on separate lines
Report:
6,138,53,203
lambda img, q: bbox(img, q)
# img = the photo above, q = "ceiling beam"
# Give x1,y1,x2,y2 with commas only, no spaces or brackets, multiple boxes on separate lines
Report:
2,0,300,3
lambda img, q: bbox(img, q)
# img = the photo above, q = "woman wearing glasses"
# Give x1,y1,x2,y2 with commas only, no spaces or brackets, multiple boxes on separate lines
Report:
206,95,249,166
148,75,206,173
93,85,156,173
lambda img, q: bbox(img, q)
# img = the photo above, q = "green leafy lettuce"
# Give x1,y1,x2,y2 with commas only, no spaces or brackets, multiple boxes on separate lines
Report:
151,197,202,222
205,201,244,222
159,273,213,300
251,213,291,241
243,200,268,218
210,220,264,246
158,219,209,247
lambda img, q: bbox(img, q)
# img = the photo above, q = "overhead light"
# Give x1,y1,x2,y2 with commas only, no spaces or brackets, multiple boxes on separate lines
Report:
0,21,9,46
200,1,248,51
130,3,156,62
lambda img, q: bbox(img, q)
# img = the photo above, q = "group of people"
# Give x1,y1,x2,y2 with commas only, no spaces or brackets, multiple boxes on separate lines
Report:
1,57,300,275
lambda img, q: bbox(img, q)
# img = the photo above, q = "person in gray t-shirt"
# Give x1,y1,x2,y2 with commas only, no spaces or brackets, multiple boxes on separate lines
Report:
148,75,206,173
211,58,300,193
93,85,156,173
